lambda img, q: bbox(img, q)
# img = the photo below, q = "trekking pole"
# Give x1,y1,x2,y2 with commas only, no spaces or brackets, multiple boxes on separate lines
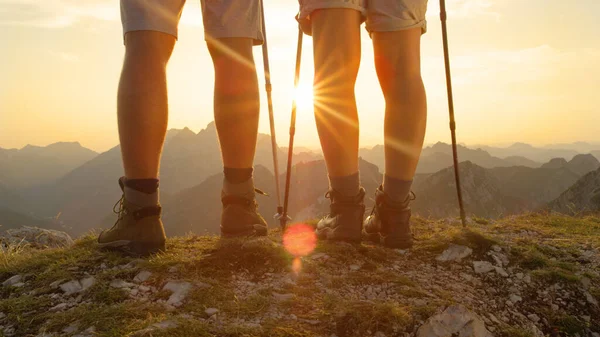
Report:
259,0,284,224
281,27,304,230
440,0,467,226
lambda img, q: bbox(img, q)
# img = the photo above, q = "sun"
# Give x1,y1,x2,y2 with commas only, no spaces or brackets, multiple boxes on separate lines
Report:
294,80,314,110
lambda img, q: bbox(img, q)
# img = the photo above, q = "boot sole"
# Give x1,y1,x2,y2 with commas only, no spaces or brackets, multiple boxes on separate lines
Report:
98,240,165,257
363,231,413,249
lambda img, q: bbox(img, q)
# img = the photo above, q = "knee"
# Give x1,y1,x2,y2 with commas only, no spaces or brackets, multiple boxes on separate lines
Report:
124,31,176,66
208,38,255,74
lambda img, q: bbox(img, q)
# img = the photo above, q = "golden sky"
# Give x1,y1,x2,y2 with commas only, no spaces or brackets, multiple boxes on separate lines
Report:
1,0,599,152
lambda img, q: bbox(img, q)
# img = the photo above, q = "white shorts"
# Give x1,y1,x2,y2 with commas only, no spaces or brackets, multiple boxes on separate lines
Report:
120,0,264,45
298,0,428,36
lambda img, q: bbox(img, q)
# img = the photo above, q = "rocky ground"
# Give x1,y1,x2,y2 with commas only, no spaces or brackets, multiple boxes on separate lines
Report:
0,213,599,337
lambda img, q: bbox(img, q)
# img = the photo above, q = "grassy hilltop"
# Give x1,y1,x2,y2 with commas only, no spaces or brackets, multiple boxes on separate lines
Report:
1,213,599,337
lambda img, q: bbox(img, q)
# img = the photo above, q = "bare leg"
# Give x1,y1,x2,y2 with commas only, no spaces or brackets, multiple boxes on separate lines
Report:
311,9,362,178
118,31,175,179
373,28,427,182
207,38,260,169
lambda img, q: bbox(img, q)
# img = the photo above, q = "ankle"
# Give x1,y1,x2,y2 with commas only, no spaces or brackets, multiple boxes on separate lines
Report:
329,172,361,198
121,177,160,208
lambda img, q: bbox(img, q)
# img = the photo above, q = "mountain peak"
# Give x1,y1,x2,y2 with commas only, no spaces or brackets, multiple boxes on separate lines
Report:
541,157,568,169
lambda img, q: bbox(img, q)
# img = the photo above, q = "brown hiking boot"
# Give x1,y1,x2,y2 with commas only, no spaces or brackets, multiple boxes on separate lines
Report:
220,190,268,238
97,183,166,256
315,188,366,243
363,186,414,249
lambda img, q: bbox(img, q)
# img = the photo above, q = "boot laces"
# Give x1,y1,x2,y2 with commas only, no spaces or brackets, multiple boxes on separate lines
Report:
111,195,127,228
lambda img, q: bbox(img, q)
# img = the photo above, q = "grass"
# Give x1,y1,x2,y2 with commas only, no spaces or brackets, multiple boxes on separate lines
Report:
329,300,411,337
551,314,587,335
1,213,598,336
498,327,536,337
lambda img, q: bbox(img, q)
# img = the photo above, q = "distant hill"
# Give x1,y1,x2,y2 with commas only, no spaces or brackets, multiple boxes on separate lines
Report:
411,161,529,218
160,159,382,236
566,153,600,176
410,153,598,218
0,142,97,188
161,165,278,236
479,142,580,163
490,166,581,209
549,167,600,214
0,208,61,233
16,123,321,236
359,142,541,174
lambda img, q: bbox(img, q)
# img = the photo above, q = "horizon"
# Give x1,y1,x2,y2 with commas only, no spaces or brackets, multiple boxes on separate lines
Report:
1,0,599,152
2,123,600,154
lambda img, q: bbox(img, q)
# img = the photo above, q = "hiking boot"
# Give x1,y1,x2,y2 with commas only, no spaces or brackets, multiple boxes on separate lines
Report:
315,188,366,243
220,190,268,238
363,186,414,249
97,195,166,257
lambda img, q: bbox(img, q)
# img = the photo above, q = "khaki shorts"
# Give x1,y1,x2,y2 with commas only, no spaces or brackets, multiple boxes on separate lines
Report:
298,0,428,36
120,0,264,45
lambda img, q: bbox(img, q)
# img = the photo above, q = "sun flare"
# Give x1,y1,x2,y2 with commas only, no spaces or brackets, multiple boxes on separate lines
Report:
294,81,314,110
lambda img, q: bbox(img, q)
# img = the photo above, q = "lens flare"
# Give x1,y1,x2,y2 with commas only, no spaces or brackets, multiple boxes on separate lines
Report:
292,257,302,275
283,223,317,257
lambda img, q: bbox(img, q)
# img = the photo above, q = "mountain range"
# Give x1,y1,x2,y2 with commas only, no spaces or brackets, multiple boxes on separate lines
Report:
1,125,600,236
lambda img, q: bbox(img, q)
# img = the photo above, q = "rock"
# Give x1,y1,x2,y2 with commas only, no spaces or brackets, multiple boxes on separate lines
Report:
525,322,545,337
60,280,83,295
2,275,22,287
2,226,74,248
509,294,522,303
491,245,502,252
3,326,16,337
139,285,150,292
592,333,600,337
130,289,139,296
300,319,320,325
110,279,136,289
273,293,294,301
585,291,598,306
168,266,178,273
49,303,68,312
153,320,178,329
62,323,79,334
311,253,327,260
494,267,509,277
163,281,192,307
473,261,495,274
290,314,297,320
205,308,219,317
134,271,152,283
581,277,591,289
527,313,540,323
80,277,95,292
12,282,25,288
487,313,501,325
349,264,361,271
416,305,493,337
0,312,5,320
523,274,532,284
436,244,473,262
49,279,66,289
